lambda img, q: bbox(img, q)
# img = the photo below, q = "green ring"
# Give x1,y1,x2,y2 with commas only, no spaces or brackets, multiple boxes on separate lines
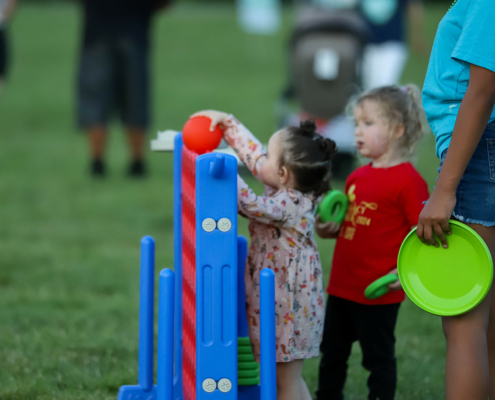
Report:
238,369,260,379
319,190,349,224
364,274,398,299
238,377,260,386
238,337,251,345
238,353,255,362
238,361,259,371
238,346,253,354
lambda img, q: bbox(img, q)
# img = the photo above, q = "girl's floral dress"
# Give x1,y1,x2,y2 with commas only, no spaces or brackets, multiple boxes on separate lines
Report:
223,115,325,363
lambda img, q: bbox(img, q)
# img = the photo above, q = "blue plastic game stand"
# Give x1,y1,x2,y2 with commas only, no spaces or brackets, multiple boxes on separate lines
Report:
157,269,175,400
260,269,277,400
173,134,184,400
117,236,158,400
237,236,249,338
195,153,239,400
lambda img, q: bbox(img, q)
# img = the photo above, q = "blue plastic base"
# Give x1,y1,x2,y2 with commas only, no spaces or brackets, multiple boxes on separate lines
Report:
238,385,261,400
117,385,157,400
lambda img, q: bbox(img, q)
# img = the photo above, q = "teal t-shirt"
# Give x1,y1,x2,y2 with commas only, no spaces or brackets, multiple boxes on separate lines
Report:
422,0,495,158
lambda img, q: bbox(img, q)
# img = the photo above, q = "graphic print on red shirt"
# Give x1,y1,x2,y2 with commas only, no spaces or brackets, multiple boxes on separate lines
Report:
327,163,429,305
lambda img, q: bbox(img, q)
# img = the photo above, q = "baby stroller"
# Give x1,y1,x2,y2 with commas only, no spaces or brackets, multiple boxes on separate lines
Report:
278,4,369,179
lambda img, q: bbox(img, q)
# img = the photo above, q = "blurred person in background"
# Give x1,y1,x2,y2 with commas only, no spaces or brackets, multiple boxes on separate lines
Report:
360,0,426,90
77,0,171,178
0,0,17,97
313,0,427,89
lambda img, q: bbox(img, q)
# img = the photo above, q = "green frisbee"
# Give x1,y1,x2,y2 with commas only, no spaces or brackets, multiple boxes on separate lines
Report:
398,220,493,316
364,274,399,299
318,190,349,224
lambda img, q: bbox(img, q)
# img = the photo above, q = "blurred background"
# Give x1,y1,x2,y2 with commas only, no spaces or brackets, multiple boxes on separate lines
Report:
0,0,451,399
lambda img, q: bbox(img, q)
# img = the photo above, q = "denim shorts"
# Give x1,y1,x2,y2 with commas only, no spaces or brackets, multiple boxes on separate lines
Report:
438,123,495,227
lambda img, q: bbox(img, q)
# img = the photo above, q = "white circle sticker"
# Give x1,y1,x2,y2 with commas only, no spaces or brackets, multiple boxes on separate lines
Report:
202,378,216,393
202,218,216,232
218,378,232,393
217,218,232,232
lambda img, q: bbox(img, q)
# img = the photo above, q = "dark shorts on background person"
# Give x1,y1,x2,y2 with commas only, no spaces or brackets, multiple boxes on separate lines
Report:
316,295,400,400
77,35,149,130
438,123,495,227
0,28,8,78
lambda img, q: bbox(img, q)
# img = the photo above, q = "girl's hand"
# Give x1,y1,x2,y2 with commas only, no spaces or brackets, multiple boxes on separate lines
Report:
190,110,229,132
387,268,402,291
315,215,341,239
416,189,455,249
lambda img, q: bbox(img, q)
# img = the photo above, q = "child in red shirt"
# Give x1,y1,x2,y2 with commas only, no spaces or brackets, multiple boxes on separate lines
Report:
315,85,429,400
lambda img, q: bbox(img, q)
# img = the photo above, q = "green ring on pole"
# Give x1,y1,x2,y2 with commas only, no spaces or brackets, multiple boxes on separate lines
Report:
238,369,260,379
238,361,260,370
238,377,260,386
238,353,255,362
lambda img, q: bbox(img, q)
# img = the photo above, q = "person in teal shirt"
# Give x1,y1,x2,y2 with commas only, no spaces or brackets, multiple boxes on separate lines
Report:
420,0,495,399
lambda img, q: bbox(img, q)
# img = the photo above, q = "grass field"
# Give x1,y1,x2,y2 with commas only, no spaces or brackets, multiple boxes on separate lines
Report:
0,3,449,399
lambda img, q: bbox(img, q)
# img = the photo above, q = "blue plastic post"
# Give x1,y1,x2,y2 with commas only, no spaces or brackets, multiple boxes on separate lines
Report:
173,133,183,400
209,153,225,179
139,236,155,392
116,237,158,399
157,269,175,400
195,153,238,400
260,268,276,400
237,236,249,338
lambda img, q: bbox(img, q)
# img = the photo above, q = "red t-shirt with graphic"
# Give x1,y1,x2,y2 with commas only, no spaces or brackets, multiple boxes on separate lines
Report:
327,163,429,305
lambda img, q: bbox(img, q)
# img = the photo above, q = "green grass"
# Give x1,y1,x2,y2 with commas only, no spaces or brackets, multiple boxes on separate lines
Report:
0,3,448,399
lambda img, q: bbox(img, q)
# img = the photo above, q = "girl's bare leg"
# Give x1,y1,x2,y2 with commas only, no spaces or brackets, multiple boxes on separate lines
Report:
479,226,495,398
277,360,312,400
443,224,495,400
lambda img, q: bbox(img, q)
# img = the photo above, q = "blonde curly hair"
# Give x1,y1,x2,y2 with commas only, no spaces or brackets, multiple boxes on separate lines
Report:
347,84,427,156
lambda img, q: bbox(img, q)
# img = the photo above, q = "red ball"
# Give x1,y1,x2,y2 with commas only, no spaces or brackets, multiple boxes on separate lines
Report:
182,116,223,155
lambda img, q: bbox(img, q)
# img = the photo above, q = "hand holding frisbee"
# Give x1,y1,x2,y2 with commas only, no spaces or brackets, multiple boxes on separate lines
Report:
398,220,493,316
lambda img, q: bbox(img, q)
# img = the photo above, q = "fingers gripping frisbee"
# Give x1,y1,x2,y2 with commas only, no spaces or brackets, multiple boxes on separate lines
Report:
364,274,399,300
318,190,349,224
398,220,493,316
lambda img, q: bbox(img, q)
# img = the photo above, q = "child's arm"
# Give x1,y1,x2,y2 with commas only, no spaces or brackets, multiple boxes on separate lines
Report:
191,110,266,179
387,268,402,291
314,215,341,239
237,175,290,225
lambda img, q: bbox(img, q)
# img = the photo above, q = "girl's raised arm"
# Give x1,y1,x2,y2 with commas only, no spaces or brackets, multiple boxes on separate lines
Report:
190,110,266,180
222,116,266,179
237,175,293,226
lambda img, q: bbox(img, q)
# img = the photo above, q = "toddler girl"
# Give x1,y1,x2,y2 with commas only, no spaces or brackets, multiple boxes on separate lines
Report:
192,110,336,400
314,86,429,400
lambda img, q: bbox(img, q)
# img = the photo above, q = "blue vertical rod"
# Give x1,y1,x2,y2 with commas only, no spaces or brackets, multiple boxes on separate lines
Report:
237,236,249,338
138,236,155,392
173,133,184,399
157,269,175,400
260,268,277,400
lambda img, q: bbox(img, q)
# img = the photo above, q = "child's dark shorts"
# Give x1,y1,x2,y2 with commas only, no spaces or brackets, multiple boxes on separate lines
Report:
0,28,8,78
77,35,149,130
438,123,495,227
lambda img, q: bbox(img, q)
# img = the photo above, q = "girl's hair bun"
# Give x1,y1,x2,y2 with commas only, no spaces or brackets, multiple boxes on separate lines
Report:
320,138,337,161
280,120,337,198
299,120,317,138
